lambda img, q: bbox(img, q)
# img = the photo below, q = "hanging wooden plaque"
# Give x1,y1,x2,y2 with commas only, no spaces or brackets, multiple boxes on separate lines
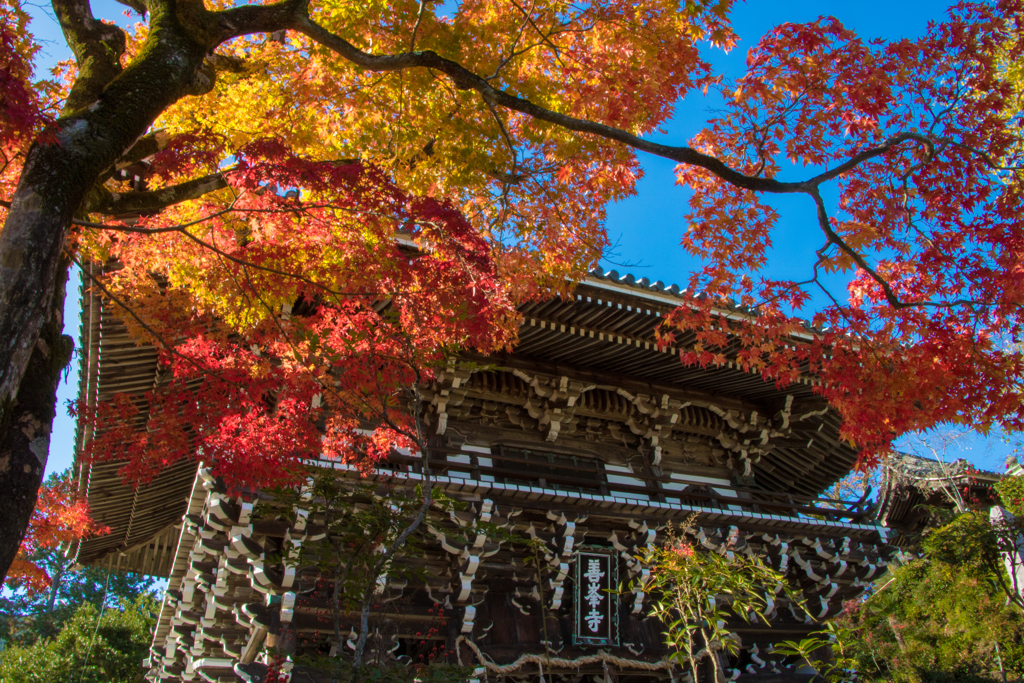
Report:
573,550,618,646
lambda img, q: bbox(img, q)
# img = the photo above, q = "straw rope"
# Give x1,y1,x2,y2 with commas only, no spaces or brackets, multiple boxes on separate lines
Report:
456,635,723,677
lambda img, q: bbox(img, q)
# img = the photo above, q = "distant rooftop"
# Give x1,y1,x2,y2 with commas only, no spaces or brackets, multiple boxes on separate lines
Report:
885,452,1002,489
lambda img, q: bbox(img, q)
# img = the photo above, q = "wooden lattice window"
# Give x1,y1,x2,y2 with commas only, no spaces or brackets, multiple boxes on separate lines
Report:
490,446,604,493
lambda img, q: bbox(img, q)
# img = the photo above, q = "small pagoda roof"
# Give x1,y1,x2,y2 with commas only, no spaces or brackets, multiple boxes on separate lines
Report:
875,452,1003,547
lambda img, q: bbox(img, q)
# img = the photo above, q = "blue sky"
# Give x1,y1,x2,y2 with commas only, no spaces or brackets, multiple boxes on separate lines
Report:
603,0,951,287
30,0,1016,481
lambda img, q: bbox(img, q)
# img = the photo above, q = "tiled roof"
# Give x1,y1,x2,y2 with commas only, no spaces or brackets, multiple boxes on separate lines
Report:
585,266,818,332
587,267,687,297
886,452,1002,487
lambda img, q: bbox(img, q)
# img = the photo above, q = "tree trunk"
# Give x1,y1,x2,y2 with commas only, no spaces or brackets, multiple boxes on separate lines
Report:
0,259,74,584
44,561,65,615
887,615,907,651
0,0,215,585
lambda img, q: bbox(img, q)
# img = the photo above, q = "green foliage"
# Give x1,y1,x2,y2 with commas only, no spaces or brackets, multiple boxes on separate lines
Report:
0,595,157,683
919,512,1000,578
638,530,791,683
918,505,1024,614
996,476,1024,518
261,476,445,628
260,473,487,670
0,551,158,647
840,512,1024,682
774,622,858,683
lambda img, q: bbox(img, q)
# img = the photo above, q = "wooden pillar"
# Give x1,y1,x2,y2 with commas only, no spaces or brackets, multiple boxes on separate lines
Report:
266,610,297,655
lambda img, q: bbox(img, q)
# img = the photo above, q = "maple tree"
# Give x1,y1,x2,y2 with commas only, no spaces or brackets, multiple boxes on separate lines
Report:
0,0,1023,588
7,470,108,593
664,4,1024,464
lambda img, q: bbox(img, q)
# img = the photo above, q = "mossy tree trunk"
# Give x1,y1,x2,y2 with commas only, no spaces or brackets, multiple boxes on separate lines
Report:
0,0,227,585
0,261,74,584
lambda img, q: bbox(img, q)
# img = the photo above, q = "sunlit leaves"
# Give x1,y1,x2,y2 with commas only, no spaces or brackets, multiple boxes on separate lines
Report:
144,0,737,286
0,0,49,228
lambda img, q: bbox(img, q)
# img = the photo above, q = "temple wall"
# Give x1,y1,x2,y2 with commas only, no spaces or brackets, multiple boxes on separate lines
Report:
145,447,888,683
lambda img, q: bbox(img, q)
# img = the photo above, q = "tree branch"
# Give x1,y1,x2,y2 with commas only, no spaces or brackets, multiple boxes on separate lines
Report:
85,172,228,215
202,4,943,198
805,133,934,187
808,187,908,310
292,15,941,196
71,208,424,302
51,0,127,114
212,0,309,44
113,130,172,171
294,15,783,189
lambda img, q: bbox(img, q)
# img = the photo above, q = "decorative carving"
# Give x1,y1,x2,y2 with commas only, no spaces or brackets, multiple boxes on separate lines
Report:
511,574,536,616
428,500,519,605
608,519,661,614
618,390,688,465
512,370,595,441
420,361,476,435
528,510,587,610
708,396,833,481
142,379,891,683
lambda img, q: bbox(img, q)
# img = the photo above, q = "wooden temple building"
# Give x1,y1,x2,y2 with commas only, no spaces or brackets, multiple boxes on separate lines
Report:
875,452,1004,548
71,267,893,682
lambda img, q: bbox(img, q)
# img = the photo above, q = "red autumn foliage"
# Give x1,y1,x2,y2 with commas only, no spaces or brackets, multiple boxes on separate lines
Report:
0,3,44,152
73,140,517,490
9,471,109,592
663,1,1024,466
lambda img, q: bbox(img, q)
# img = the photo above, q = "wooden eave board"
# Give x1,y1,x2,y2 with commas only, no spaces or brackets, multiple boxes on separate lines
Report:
72,271,198,574
309,459,889,542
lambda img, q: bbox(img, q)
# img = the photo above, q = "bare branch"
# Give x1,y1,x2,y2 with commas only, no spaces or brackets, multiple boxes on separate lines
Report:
205,52,249,75
73,203,236,233
84,173,229,215
506,0,570,72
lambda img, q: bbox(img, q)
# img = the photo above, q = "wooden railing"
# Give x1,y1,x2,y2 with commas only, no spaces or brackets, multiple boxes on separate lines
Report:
379,446,876,524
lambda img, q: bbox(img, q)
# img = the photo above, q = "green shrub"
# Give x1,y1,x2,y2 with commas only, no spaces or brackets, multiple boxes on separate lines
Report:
0,595,157,683
996,476,1024,518
842,513,1024,682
